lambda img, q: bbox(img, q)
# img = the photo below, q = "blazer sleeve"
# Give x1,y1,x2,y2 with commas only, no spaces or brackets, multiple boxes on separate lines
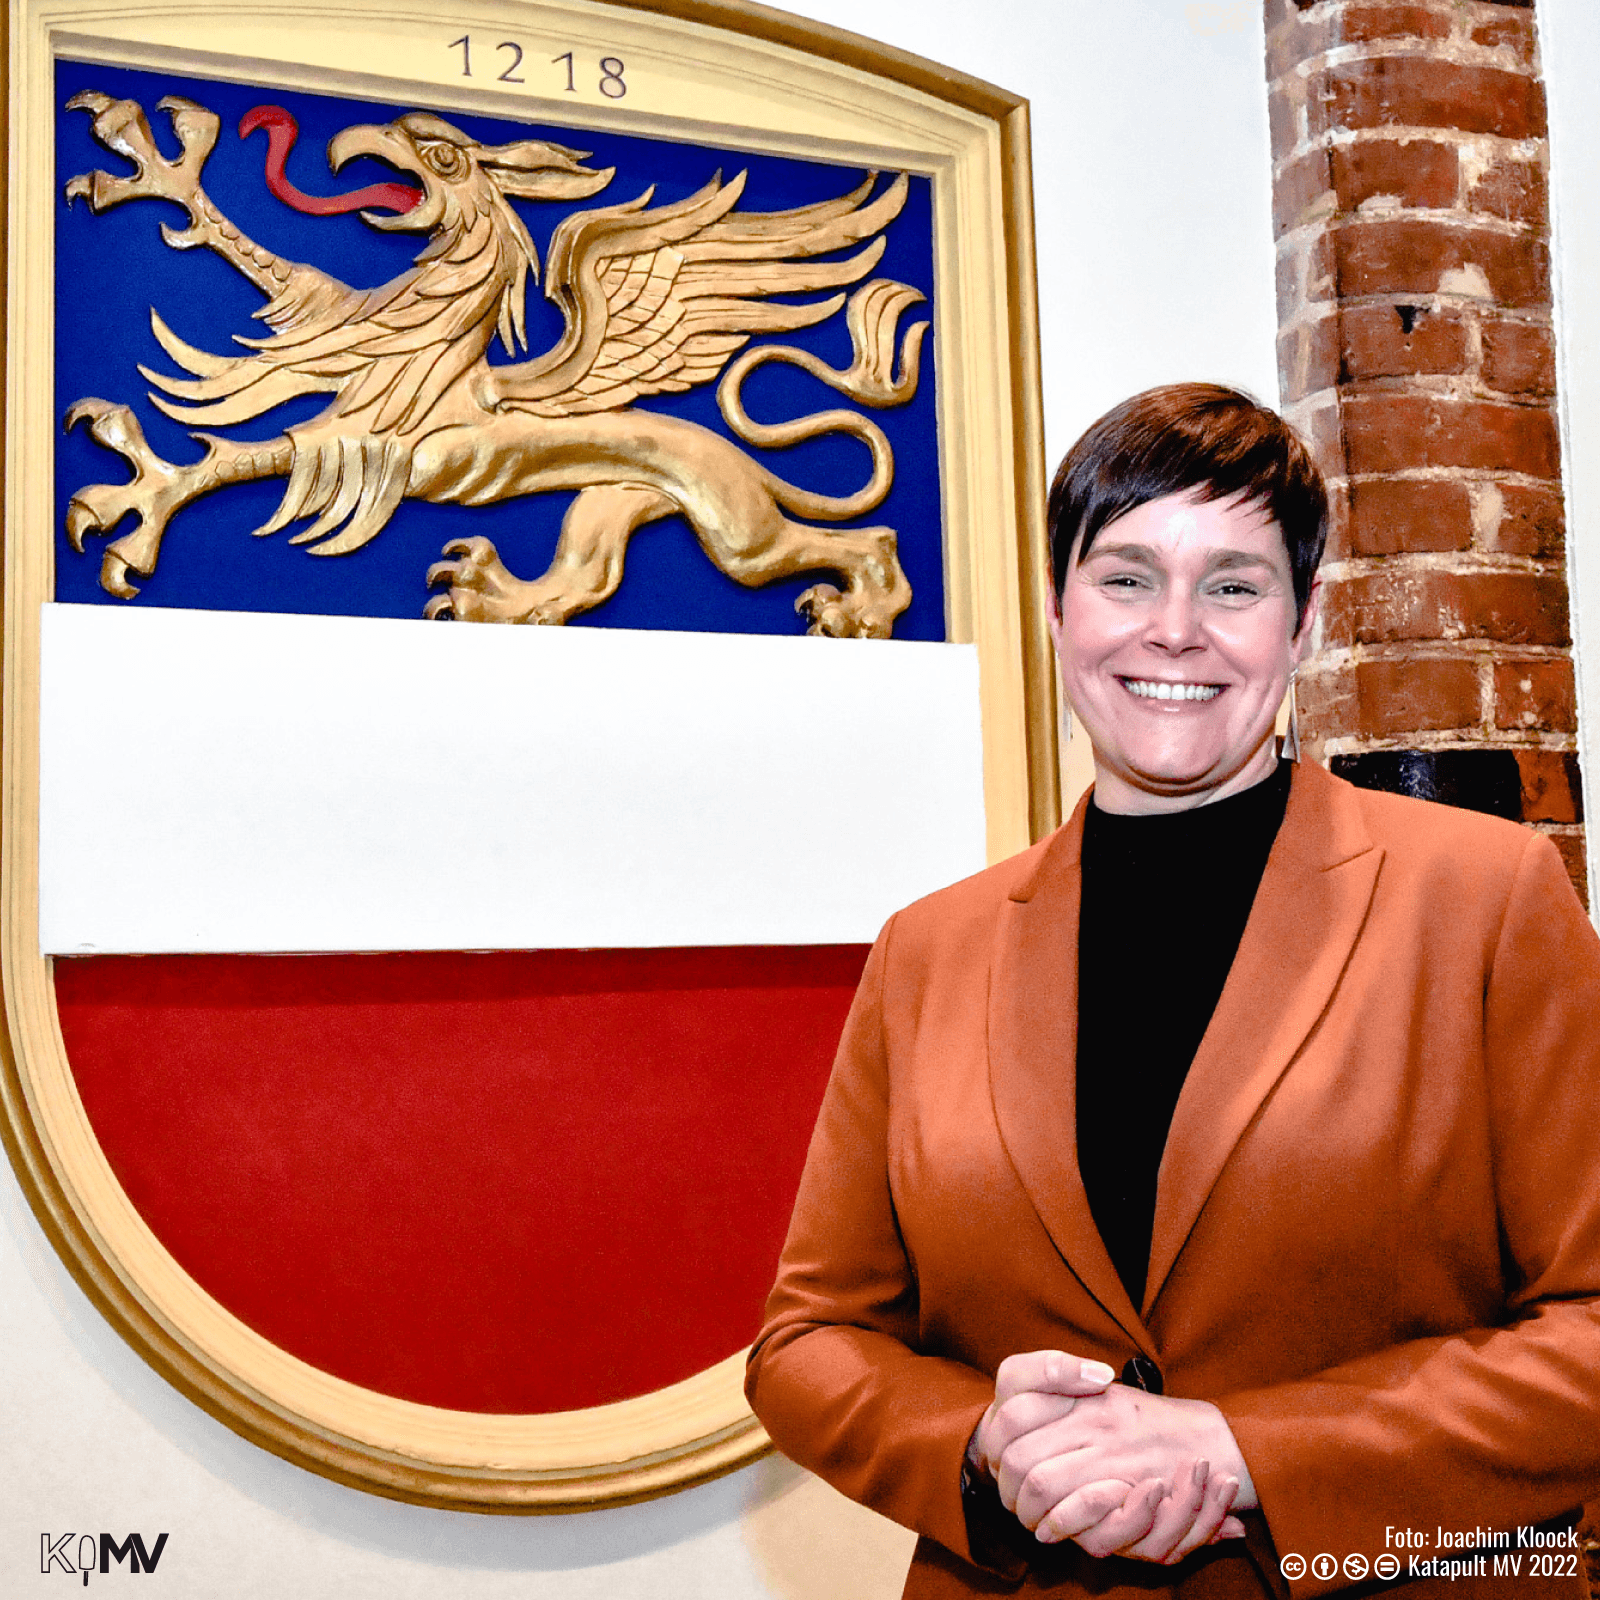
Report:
745,917,1027,1583
1218,830,1600,1592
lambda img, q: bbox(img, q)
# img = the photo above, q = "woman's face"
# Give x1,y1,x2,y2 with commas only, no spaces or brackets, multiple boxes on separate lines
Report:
1049,490,1317,815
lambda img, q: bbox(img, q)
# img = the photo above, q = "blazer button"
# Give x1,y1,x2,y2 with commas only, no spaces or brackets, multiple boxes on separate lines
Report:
1120,1356,1163,1395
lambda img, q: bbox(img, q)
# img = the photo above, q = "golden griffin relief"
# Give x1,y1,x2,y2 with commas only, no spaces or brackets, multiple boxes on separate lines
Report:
62,93,929,636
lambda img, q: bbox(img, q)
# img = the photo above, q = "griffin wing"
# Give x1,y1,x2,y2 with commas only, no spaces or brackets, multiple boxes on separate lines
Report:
142,258,483,437
485,170,909,416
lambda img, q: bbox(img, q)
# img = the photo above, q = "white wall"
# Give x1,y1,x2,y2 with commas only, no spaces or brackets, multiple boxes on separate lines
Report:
1,2,1279,1595
1539,0,1600,908
800,0,1281,470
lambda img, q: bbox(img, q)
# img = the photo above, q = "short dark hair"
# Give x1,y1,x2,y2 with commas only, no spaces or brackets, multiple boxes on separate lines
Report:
1047,382,1328,622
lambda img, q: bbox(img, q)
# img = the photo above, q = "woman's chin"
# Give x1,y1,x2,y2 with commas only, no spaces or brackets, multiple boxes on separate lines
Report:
1117,748,1231,796
1097,739,1276,807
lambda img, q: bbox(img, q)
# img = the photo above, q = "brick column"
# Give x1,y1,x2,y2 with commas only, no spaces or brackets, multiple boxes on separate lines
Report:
1265,0,1586,900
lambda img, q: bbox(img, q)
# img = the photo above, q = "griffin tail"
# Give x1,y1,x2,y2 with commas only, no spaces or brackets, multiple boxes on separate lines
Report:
715,279,928,523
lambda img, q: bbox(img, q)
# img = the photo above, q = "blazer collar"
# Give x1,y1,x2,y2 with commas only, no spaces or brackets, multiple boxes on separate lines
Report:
987,761,1382,1343
987,788,1147,1348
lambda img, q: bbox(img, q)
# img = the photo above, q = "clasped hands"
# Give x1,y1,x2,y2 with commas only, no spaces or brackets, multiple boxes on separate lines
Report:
967,1350,1256,1564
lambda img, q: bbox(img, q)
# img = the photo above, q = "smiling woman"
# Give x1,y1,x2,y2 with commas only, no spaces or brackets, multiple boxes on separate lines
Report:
1053,495,1303,812
1046,384,1325,816
747,383,1600,1599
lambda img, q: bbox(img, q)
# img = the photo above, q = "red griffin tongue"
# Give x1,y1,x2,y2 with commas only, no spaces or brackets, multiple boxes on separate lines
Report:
240,106,422,216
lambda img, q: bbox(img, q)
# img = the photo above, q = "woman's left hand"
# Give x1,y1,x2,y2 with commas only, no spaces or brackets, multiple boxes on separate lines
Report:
988,1378,1257,1561
1050,1454,1244,1563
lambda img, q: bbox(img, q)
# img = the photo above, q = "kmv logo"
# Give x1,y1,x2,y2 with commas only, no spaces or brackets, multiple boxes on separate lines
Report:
41,1533,168,1580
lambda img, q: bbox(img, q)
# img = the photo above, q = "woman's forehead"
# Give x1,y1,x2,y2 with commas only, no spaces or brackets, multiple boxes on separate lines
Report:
1085,490,1289,563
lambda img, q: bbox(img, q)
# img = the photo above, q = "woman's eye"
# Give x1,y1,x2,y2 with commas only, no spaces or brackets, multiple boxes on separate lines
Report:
1100,573,1149,590
1208,581,1260,600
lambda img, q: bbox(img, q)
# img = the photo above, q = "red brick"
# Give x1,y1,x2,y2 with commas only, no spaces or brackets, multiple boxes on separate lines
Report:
1468,157,1549,229
1342,5,1452,47
1323,482,1353,562
1332,219,1550,307
1276,149,1334,236
1329,138,1458,213
1517,750,1584,824
1305,399,1347,484
1339,302,1470,380
1543,830,1589,907
1267,12,1337,79
1276,246,1300,320
1480,319,1556,395
1277,231,1335,318
1304,228,1336,302
1352,655,1483,735
1313,59,1547,141
1496,659,1577,732
1269,84,1300,154
1339,393,1560,477
1488,483,1565,557
1321,567,1571,648
1345,478,1474,556
1295,661,1357,741
1470,11,1537,64
1278,315,1341,403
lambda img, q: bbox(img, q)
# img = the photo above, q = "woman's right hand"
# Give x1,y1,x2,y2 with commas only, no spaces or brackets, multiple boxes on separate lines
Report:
969,1349,1119,1476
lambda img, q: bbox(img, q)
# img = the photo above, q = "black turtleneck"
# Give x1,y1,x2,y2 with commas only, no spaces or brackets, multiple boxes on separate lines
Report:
1074,760,1292,1308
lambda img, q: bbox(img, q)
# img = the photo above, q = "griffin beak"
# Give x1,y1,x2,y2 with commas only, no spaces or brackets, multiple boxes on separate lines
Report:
327,123,435,229
328,123,417,177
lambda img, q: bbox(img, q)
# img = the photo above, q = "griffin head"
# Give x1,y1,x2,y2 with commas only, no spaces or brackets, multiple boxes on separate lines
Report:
327,113,613,243
325,114,614,356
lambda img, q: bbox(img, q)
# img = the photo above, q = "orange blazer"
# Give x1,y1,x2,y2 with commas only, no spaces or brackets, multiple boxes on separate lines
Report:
747,761,1600,1599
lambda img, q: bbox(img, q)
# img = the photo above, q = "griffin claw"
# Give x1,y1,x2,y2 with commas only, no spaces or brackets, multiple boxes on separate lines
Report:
100,552,140,599
64,498,99,555
64,398,109,434
796,583,849,636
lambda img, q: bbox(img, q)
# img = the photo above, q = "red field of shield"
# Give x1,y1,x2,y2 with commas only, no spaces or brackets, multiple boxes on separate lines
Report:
57,944,867,1414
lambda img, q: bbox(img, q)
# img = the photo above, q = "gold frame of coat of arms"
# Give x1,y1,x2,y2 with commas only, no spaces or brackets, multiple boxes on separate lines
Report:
0,0,1053,1511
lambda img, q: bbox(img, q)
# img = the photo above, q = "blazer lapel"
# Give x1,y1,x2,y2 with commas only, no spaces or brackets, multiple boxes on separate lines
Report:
987,800,1152,1350
1143,763,1382,1318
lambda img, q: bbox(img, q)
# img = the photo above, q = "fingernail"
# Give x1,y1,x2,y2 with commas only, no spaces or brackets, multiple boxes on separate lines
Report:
1193,1459,1209,1485
1081,1359,1115,1385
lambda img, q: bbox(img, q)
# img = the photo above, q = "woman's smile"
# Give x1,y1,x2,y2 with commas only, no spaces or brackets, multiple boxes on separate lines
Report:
1117,677,1224,703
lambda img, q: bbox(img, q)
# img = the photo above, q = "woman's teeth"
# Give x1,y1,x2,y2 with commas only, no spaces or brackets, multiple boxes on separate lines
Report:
1122,679,1222,702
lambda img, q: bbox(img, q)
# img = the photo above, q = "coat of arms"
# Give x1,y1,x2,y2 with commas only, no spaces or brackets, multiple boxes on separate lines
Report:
5,1,1047,1518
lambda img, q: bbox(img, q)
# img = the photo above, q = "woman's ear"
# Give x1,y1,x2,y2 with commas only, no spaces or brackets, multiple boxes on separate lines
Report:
1291,572,1323,662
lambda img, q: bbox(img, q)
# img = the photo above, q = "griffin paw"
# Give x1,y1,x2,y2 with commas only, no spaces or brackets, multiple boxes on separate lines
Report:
64,400,184,592
797,583,858,638
64,92,218,215
796,582,901,640
426,537,553,623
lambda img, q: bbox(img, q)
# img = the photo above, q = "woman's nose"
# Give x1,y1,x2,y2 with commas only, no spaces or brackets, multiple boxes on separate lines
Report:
1145,589,1205,652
